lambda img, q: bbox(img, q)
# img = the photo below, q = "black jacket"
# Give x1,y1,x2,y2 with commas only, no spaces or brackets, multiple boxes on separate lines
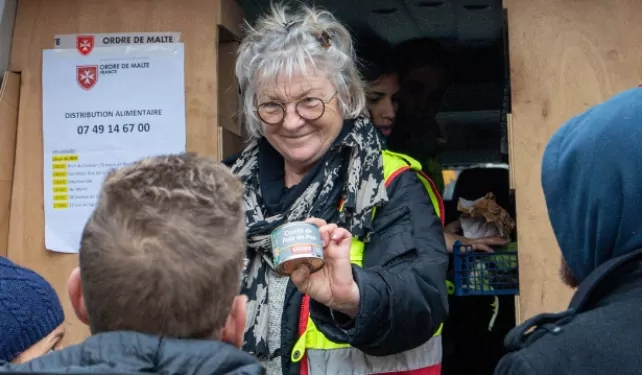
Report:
494,249,642,375
224,153,449,374
0,331,264,375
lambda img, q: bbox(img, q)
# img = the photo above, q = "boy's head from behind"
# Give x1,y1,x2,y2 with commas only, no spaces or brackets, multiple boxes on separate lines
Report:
66,153,247,347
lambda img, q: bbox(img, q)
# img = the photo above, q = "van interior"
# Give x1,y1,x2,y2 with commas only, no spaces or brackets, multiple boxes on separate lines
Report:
232,0,515,373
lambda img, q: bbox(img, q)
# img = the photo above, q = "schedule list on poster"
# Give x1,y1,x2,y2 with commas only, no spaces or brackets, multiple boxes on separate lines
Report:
42,43,186,253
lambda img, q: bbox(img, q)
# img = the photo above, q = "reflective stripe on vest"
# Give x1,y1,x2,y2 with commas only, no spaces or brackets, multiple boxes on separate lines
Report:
293,150,445,375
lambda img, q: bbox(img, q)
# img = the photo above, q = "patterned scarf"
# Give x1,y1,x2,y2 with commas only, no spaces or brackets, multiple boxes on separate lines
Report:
230,117,387,360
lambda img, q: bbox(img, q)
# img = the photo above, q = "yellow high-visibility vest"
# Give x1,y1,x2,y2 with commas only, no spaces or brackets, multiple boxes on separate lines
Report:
292,150,445,375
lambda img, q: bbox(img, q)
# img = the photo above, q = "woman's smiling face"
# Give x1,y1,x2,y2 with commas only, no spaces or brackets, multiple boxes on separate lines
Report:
257,71,343,173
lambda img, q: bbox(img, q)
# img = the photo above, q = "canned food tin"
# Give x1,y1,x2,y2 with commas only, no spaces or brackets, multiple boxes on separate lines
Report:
271,221,325,276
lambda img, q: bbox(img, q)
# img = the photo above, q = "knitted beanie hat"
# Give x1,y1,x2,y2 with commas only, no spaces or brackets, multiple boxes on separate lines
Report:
0,257,65,362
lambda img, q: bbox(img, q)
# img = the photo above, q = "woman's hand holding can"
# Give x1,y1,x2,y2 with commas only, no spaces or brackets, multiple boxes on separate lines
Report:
290,217,360,318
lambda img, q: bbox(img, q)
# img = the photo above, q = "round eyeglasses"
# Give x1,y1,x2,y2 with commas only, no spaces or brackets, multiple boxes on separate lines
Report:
257,92,338,125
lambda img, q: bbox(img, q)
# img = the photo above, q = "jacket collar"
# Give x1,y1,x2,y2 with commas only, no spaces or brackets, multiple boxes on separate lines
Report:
0,331,264,375
569,247,642,311
505,248,642,351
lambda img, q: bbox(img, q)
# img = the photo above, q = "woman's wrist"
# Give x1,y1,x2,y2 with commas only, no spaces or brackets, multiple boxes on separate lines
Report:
329,281,360,319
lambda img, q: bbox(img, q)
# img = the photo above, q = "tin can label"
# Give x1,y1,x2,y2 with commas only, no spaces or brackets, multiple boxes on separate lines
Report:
271,222,324,274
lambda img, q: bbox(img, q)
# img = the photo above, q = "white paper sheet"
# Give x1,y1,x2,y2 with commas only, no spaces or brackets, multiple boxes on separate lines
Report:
42,44,186,253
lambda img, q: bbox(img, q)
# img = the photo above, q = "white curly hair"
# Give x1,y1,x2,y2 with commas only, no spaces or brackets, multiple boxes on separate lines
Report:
235,3,367,139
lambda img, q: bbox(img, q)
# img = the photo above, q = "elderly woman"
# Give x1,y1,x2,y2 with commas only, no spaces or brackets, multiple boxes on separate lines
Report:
228,5,448,375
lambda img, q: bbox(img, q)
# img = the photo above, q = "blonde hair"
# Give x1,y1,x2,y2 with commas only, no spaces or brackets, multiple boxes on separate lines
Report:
79,153,246,339
235,3,366,139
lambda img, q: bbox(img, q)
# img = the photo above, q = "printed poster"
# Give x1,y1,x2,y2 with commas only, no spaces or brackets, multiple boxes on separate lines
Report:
42,44,186,253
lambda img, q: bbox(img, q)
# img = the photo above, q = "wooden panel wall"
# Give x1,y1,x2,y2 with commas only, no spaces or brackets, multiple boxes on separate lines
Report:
506,0,642,322
217,38,245,160
7,0,242,345
0,71,19,258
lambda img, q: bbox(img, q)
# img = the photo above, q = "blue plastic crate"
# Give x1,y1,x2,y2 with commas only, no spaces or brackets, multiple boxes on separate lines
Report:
452,241,519,296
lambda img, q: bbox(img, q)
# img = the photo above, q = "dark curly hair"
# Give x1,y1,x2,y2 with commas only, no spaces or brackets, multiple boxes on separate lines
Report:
354,28,396,83
395,37,451,82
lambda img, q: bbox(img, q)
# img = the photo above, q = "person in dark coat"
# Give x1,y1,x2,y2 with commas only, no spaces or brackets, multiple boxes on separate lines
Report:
0,154,264,375
228,4,448,375
494,88,642,375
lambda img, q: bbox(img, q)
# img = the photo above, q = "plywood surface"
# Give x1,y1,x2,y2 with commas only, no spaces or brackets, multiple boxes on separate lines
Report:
0,71,19,258
218,40,241,136
506,0,642,321
217,40,246,160
8,0,242,345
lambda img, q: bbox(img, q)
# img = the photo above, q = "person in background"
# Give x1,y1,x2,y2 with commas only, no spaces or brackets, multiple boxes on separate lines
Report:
357,33,512,375
495,88,642,374
357,31,506,253
0,153,264,375
366,71,398,139
229,4,448,375
0,257,65,364
356,29,398,142
386,37,451,194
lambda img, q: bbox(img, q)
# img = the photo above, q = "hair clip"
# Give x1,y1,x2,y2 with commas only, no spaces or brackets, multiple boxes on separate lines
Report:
315,30,332,50
283,21,295,31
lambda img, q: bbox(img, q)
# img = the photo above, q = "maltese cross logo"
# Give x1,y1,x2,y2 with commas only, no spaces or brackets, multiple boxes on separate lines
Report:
76,35,94,56
76,65,98,90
